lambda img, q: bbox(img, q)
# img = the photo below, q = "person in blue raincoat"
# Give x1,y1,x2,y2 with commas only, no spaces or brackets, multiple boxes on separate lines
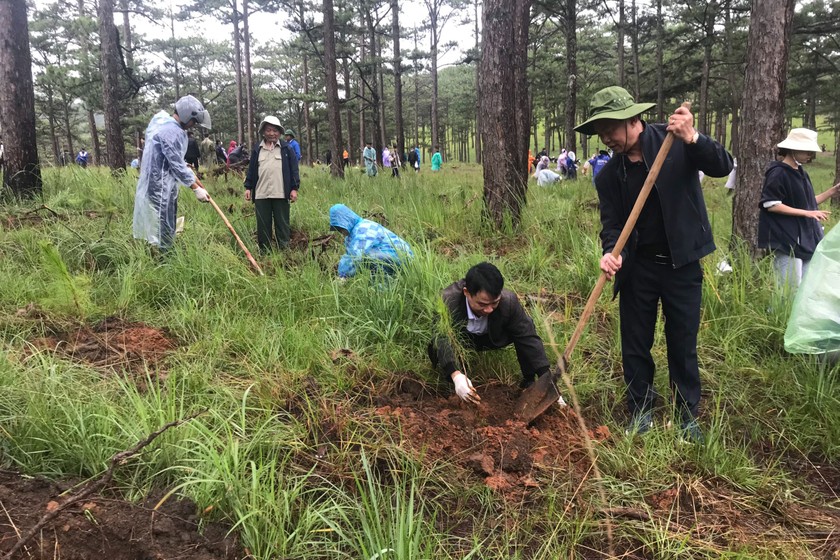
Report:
328,204,413,277
363,141,377,177
133,95,212,251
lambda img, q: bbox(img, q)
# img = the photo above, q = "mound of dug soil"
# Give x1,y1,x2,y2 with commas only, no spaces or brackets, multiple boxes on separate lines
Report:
0,471,240,560
375,380,610,498
29,317,175,375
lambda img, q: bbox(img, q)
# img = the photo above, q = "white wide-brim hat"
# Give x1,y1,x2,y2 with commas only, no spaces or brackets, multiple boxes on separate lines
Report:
258,115,283,135
777,128,821,152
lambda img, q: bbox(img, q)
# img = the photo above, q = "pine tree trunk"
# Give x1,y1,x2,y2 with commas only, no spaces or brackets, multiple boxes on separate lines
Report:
0,0,42,197
474,0,482,164
698,1,716,135
323,0,344,178
392,0,405,164
242,0,256,149
617,0,625,87
232,0,244,144
343,57,354,163
631,0,640,99
481,0,531,229
99,0,126,170
731,0,795,253
655,0,664,121
564,0,577,154
430,17,439,150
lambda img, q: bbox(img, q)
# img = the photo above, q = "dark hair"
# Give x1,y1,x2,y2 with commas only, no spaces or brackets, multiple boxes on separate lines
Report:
465,262,504,297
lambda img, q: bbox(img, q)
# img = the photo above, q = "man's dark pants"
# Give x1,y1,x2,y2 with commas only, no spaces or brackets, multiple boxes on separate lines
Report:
619,257,703,419
254,198,290,251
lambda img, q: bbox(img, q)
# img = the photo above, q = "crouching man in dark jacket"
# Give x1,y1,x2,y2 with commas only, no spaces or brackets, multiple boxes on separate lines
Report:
428,262,566,406
575,86,733,443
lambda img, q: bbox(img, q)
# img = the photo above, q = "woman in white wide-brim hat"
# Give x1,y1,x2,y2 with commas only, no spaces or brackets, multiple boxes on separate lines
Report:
758,128,840,289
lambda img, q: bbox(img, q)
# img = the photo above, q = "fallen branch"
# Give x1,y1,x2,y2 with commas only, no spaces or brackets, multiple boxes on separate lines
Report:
1,411,205,560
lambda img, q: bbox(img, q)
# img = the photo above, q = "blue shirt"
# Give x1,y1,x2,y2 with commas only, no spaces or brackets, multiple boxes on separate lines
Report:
588,154,611,182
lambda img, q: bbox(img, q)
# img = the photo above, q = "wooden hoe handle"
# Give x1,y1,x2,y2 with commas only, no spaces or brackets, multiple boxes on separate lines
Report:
196,178,265,276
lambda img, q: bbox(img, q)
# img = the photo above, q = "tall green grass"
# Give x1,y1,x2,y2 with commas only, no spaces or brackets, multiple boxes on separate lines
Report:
0,161,837,558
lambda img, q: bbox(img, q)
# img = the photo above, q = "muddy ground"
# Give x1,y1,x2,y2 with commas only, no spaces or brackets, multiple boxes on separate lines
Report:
0,472,241,560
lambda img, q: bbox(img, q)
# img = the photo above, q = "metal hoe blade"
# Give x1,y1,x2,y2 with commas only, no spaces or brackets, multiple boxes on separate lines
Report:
514,369,561,424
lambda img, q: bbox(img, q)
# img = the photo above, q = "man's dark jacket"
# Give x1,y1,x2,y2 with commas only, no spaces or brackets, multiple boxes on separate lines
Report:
243,140,301,199
594,123,733,292
433,280,550,380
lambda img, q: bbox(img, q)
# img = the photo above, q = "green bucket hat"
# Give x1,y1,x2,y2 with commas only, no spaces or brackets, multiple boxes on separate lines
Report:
284,129,296,138
575,86,656,136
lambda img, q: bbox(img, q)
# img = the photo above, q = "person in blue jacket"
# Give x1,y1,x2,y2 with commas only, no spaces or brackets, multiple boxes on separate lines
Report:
328,204,414,278
588,150,611,183
284,129,302,162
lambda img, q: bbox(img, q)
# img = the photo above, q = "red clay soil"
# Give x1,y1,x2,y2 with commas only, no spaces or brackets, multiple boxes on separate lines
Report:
29,317,175,376
0,471,241,560
375,380,610,499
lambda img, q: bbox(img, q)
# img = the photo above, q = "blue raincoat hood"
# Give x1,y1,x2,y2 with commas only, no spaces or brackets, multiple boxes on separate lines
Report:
329,204,362,232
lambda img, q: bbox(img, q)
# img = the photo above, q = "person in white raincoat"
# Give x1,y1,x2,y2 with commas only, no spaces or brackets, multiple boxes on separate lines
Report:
133,95,212,251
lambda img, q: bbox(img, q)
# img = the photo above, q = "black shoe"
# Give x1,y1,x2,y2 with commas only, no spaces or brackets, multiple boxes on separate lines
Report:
519,376,535,390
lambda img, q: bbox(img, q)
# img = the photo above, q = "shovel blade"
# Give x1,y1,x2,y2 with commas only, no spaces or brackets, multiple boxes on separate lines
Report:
514,371,560,424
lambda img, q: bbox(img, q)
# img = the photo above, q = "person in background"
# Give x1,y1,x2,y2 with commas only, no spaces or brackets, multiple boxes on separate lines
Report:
215,140,227,165
284,129,302,162
343,148,350,168
390,146,401,178
133,95,211,252
431,146,442,171
382,145,392,172
428,262,566,405
244,116,301,252
185,131,201,171
587,149,611,183
75,148,89,167
200,135,214,167
363,141,378,177
407,145,419,172
565,150,578,179
557,148,568,175
758,128,839,289
227,140,237,160
328,204,414,278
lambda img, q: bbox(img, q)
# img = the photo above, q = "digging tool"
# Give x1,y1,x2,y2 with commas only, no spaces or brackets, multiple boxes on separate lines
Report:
514,102,691,424
195,178,264,276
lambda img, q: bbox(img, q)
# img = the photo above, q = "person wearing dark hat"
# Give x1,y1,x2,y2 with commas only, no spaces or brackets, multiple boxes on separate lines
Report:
428,262,567,406
587,149,611,183
759,128,840,289
575,86,733,443
284,128,302,162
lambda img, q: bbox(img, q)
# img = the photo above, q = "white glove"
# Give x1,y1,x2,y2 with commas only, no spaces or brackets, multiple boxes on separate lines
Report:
452,372,480,404
193,186,210,202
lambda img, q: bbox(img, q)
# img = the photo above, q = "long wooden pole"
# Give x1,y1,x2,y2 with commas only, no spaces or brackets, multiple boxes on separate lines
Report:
195,179,264,276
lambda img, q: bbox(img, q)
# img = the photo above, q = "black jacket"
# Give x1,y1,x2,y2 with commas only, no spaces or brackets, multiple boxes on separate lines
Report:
243,140,301,199
595,123,733,289
437,280,550,378
758,161,823,259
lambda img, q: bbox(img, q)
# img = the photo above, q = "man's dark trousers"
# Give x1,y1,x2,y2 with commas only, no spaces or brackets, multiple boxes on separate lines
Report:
255,198,290,251
619,256,703,419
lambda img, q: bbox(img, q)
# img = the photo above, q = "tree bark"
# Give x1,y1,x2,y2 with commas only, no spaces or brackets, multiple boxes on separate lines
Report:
731,0,795,252
698,1,717,135
232,0,244,144
323,0,345,178
481,0,531,229
631,0,640,99
301,3,313,166
99,0,126,170
343,56,353,163
656,0,663,121
391,0,405,164
564,0,577,154
617,0,625,87
474,0,482,164
0,0,42,196
242,0,256,149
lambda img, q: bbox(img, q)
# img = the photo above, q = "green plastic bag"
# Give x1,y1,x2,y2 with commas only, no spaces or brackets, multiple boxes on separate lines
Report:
784,223,840,354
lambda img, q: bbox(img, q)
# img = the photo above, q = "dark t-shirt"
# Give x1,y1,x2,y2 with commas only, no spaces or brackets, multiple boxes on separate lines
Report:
622,156,669,256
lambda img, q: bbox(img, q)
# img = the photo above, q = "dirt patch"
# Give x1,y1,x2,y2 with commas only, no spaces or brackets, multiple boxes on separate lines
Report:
375,380,609,499
0,471,241,560
29,317,175,377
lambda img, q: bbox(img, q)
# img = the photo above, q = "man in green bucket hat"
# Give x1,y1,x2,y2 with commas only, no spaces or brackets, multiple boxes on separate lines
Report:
575,86,733,444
